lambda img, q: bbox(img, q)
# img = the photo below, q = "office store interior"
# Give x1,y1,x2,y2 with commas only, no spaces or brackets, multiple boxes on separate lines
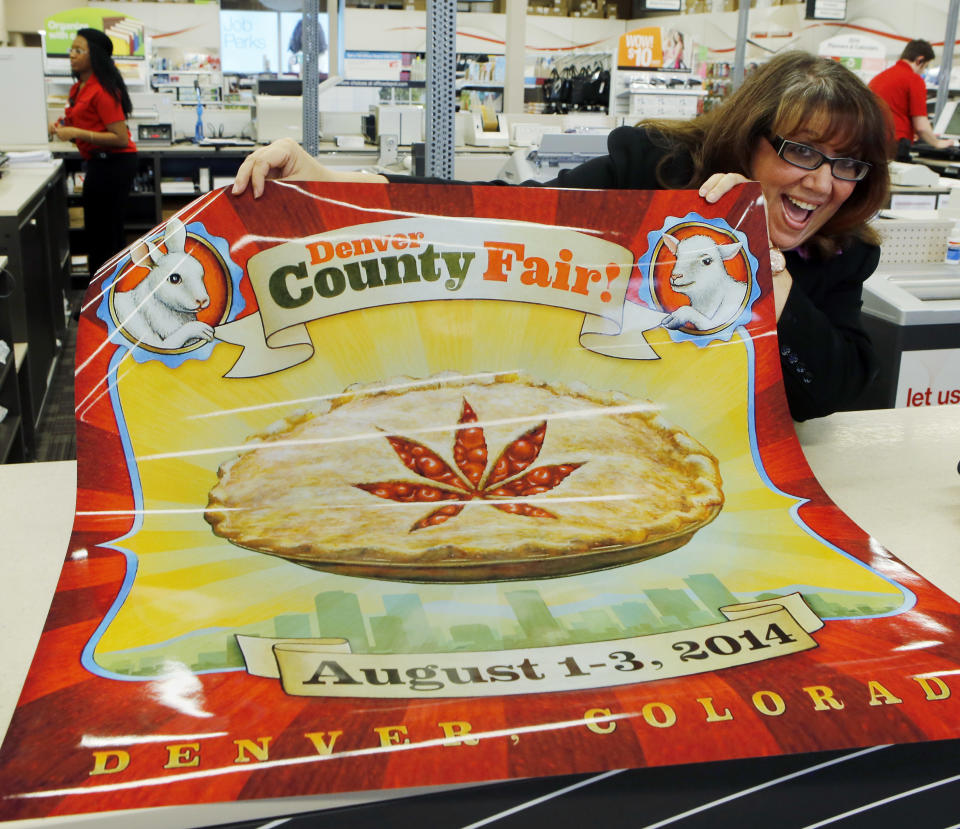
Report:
3,4,960,828
0,0,958,468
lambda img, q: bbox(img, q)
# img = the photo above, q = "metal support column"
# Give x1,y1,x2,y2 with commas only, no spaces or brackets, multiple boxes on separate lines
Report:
425,0,456,180
934,0,960,125
504,1,527,115
328,0,345,80
731,0,750,90
302,0,320,157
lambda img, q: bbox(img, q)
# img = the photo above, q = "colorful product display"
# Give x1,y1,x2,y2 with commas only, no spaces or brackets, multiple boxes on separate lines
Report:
1,182,959,820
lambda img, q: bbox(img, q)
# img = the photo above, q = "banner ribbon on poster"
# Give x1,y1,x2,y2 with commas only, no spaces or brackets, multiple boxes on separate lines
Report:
215,217,670,378
237,594,822,699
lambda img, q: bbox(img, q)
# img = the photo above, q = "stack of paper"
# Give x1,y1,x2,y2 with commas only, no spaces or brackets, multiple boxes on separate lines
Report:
4,150,53,165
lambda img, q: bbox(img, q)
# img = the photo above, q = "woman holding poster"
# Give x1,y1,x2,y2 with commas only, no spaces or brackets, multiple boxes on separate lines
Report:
233,51,889,422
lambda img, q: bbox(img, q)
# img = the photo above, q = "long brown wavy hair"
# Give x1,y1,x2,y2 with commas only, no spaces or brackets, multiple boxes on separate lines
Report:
643,51,890,258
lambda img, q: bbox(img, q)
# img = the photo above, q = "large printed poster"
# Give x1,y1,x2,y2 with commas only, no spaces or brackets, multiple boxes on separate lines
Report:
1,182,959,820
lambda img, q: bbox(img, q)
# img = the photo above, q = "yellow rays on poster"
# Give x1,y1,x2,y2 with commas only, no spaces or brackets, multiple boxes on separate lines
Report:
96,301,901,658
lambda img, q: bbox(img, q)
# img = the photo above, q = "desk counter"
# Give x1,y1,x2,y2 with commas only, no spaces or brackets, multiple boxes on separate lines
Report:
0,160,62,219
1,404,958,826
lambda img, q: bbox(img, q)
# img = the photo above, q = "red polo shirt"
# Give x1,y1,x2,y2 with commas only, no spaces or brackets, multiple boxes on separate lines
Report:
868,59,928,143
63,74,136,160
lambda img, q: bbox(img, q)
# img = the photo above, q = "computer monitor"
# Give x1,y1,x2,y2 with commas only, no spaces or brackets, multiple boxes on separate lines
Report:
933,99,960,140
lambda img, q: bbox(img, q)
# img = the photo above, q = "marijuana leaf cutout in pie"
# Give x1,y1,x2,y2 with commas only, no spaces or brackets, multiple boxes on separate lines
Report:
355,399,583,532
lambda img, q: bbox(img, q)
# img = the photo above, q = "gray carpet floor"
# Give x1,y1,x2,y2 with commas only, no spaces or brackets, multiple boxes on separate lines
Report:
33,291,82,462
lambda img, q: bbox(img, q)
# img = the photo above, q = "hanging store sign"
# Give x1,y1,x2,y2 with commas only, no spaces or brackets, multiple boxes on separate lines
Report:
806,0,847,20
44,8,145,58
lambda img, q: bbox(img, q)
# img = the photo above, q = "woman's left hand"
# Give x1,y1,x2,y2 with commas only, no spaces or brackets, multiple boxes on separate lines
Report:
698,172,750,203
53,125,83,143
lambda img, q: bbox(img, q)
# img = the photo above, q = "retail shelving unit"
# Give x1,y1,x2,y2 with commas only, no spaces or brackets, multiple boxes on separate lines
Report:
150,68,223,103
0,254,27,463
0,161,69,461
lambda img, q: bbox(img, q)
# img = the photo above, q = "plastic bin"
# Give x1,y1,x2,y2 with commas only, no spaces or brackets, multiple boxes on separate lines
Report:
870,216,953,265
853,263,960,409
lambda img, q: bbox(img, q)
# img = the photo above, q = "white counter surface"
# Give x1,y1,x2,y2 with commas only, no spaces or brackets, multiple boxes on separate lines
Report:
0,160,62,218
794,405,960,592
0,403,958,825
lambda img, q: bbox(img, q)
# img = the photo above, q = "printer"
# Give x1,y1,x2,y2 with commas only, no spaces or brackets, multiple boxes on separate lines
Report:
128,92,176,143
888,161,940,187
374,105,424,146
497,131,610,183
255,95,304,143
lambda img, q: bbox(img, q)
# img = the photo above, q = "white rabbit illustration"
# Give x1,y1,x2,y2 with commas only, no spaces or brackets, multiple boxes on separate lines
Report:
113,218,215,349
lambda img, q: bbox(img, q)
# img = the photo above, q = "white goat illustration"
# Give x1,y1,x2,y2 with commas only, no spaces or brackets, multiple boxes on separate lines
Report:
113,219,215,349
660,233,747,331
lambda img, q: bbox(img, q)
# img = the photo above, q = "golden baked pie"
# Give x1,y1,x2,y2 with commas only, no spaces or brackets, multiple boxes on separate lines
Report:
204,373,723,581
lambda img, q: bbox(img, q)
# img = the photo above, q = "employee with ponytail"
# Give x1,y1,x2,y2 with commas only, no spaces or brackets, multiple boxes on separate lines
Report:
50,28,138,281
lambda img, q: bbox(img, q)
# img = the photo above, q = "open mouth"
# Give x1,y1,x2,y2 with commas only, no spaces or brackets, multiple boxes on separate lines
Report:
782,195,818,226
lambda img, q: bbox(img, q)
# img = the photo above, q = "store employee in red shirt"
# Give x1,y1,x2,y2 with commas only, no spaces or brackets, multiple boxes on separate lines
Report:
869,39,956,161
50,28,138,283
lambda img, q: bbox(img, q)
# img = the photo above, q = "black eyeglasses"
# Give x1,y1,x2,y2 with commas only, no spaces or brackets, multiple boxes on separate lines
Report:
767,135,871,182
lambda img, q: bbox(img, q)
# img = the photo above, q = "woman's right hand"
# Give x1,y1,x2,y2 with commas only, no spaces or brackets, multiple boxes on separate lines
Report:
698,172,750,203
232,137,387,198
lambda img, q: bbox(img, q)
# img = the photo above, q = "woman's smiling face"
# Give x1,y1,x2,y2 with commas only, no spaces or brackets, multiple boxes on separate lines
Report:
749,117,861,251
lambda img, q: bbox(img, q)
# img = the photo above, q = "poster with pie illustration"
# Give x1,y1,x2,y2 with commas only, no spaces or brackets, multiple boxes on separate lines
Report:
2,182,960,821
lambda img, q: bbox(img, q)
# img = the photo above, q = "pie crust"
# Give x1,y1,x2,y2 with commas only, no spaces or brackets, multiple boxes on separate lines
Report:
204,372,724,582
